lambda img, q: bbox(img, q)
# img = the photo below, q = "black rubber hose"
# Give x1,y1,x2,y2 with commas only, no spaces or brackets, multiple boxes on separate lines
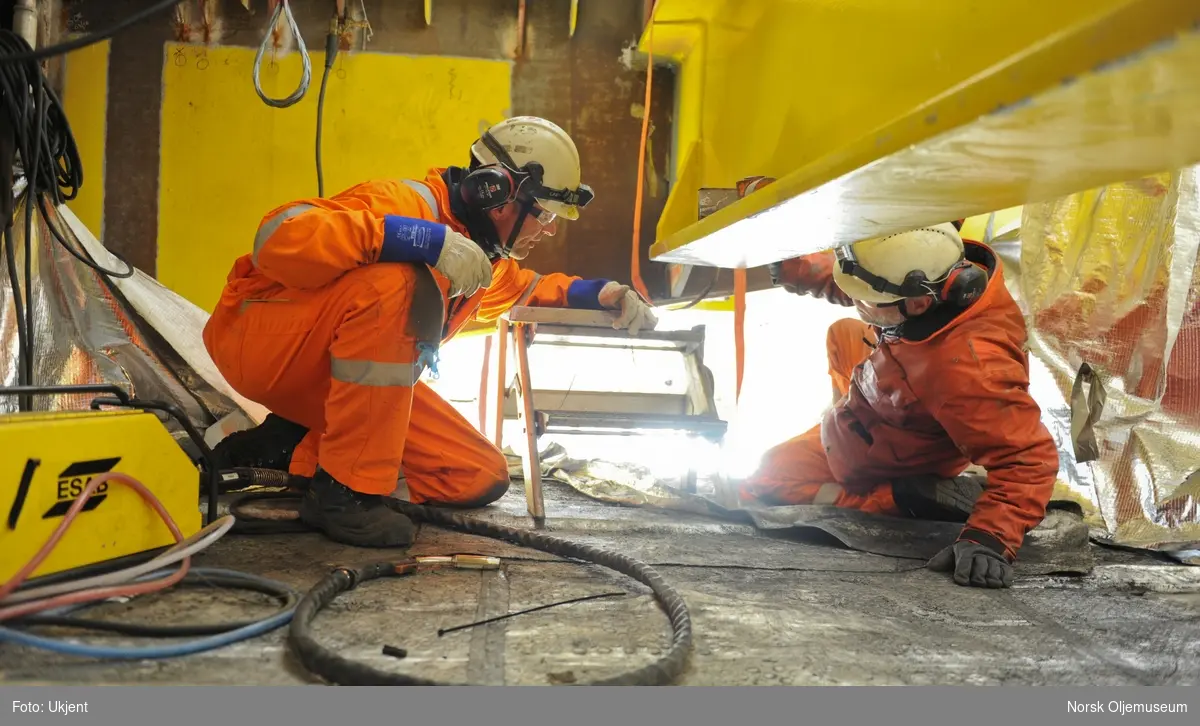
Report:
289,502,694,686
315,30,339,197
14,568,300,637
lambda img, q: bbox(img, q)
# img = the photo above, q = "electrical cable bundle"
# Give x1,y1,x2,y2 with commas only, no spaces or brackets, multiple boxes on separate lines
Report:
0,30,132,411
0,2,185,409
0,472,298,659
1,568,298,659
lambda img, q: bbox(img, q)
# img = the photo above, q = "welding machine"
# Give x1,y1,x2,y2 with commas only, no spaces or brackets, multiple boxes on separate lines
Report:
0,386,205,583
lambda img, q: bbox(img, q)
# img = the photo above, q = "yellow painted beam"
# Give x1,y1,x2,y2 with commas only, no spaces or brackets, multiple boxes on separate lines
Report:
61,39,110,238
645,0,1200,267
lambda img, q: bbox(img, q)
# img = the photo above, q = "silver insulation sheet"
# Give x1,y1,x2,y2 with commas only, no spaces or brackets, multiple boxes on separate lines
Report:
1017,170,1200,556
0,195,265,434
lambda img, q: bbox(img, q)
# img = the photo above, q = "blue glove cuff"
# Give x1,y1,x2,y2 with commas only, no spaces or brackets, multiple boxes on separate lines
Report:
567,279,611,310
379,215,447,266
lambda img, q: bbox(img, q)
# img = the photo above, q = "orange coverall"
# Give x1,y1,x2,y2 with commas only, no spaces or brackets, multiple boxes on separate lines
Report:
203,169,613,505
742,242,1059,561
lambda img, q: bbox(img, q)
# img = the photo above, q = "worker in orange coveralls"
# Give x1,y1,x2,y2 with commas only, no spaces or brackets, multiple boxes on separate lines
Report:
204,117,658,548
742,222,1059,588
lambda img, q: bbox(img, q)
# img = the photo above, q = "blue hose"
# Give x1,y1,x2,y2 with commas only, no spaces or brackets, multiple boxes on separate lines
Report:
0,568,297,660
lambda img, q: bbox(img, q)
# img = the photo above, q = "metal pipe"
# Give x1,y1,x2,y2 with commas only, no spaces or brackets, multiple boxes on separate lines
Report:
13,0,37,50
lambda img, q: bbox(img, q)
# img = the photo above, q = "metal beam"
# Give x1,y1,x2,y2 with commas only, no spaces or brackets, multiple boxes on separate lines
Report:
647,1,1200,267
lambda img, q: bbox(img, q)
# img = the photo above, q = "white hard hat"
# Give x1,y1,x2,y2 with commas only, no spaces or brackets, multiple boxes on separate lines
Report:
831,224,965,304
470,116,591,220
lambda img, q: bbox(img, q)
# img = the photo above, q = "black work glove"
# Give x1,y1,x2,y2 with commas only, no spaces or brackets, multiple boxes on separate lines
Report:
927,540,1014,588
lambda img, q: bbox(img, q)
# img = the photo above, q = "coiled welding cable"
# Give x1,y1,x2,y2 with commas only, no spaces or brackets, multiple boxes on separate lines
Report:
289,501,693,686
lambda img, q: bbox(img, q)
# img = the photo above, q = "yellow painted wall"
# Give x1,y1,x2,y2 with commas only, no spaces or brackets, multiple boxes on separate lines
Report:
61,39,110,238
159,44,513,311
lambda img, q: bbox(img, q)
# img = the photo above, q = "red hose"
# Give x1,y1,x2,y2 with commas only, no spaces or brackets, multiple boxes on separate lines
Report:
0,472,189,621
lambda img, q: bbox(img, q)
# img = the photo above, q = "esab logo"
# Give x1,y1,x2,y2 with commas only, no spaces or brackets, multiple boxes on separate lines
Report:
42,457,122,519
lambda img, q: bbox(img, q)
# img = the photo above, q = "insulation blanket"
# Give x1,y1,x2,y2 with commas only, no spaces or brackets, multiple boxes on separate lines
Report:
508,445,1095,575
1015,170,1200,558
0,197,266,439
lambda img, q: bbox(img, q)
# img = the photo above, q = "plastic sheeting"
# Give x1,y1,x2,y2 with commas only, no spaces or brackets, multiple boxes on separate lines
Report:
1008,171,1200,558
0,194,265,438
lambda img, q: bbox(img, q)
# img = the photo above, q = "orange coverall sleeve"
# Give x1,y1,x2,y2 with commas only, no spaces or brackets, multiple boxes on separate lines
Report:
252,180,442,290
475,259,608,323
773,252,856,307
916,342,1059,560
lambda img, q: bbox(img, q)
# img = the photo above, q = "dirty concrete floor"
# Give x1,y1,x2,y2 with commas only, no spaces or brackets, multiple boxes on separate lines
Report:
2,482,1198,686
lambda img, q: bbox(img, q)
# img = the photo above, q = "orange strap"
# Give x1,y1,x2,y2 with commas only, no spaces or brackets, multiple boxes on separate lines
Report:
733,268,747,402
629,2,656,302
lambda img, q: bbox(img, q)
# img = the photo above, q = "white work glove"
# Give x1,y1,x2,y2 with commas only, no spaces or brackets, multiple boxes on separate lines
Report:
435,230,494,298
598,281,658,335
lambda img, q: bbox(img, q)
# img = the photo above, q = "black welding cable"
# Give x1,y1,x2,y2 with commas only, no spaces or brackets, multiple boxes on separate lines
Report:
288,502,694,686
2,226,27,370
675,267,721,310
316,28,340,197
0,1,184,64
13,568,300,638
0,30,135,409
0,30,134,279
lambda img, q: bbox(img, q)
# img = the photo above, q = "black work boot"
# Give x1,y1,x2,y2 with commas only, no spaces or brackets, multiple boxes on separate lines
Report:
298,469,415,548
212,414,310,471
891,473,985,522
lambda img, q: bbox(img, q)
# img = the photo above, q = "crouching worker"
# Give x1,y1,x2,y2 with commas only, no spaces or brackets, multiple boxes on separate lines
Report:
203,116,658,548
741,223,1058,588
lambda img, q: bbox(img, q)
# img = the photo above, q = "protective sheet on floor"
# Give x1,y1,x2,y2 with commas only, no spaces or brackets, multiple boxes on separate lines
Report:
506,444,1095,575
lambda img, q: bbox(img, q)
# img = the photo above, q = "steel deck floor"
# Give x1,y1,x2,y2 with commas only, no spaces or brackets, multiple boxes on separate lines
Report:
3,483,1198,686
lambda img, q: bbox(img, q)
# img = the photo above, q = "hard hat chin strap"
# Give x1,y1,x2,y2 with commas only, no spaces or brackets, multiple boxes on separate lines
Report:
501,197,535,258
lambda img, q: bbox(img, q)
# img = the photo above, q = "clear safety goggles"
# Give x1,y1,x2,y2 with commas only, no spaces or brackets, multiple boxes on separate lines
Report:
530,203,557,227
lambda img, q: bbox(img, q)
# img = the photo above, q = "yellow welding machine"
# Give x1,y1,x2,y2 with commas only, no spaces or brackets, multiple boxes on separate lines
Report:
0,409,202,582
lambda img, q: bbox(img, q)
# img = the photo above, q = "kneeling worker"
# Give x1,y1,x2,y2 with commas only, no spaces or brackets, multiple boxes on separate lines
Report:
742,223,1058,588
204,116,657,548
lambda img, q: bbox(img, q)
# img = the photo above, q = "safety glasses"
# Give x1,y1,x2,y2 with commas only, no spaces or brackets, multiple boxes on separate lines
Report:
531,204,557,227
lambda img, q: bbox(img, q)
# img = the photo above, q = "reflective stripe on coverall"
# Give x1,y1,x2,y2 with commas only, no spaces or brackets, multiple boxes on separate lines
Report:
203,169,609,503
741,242,1059,561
